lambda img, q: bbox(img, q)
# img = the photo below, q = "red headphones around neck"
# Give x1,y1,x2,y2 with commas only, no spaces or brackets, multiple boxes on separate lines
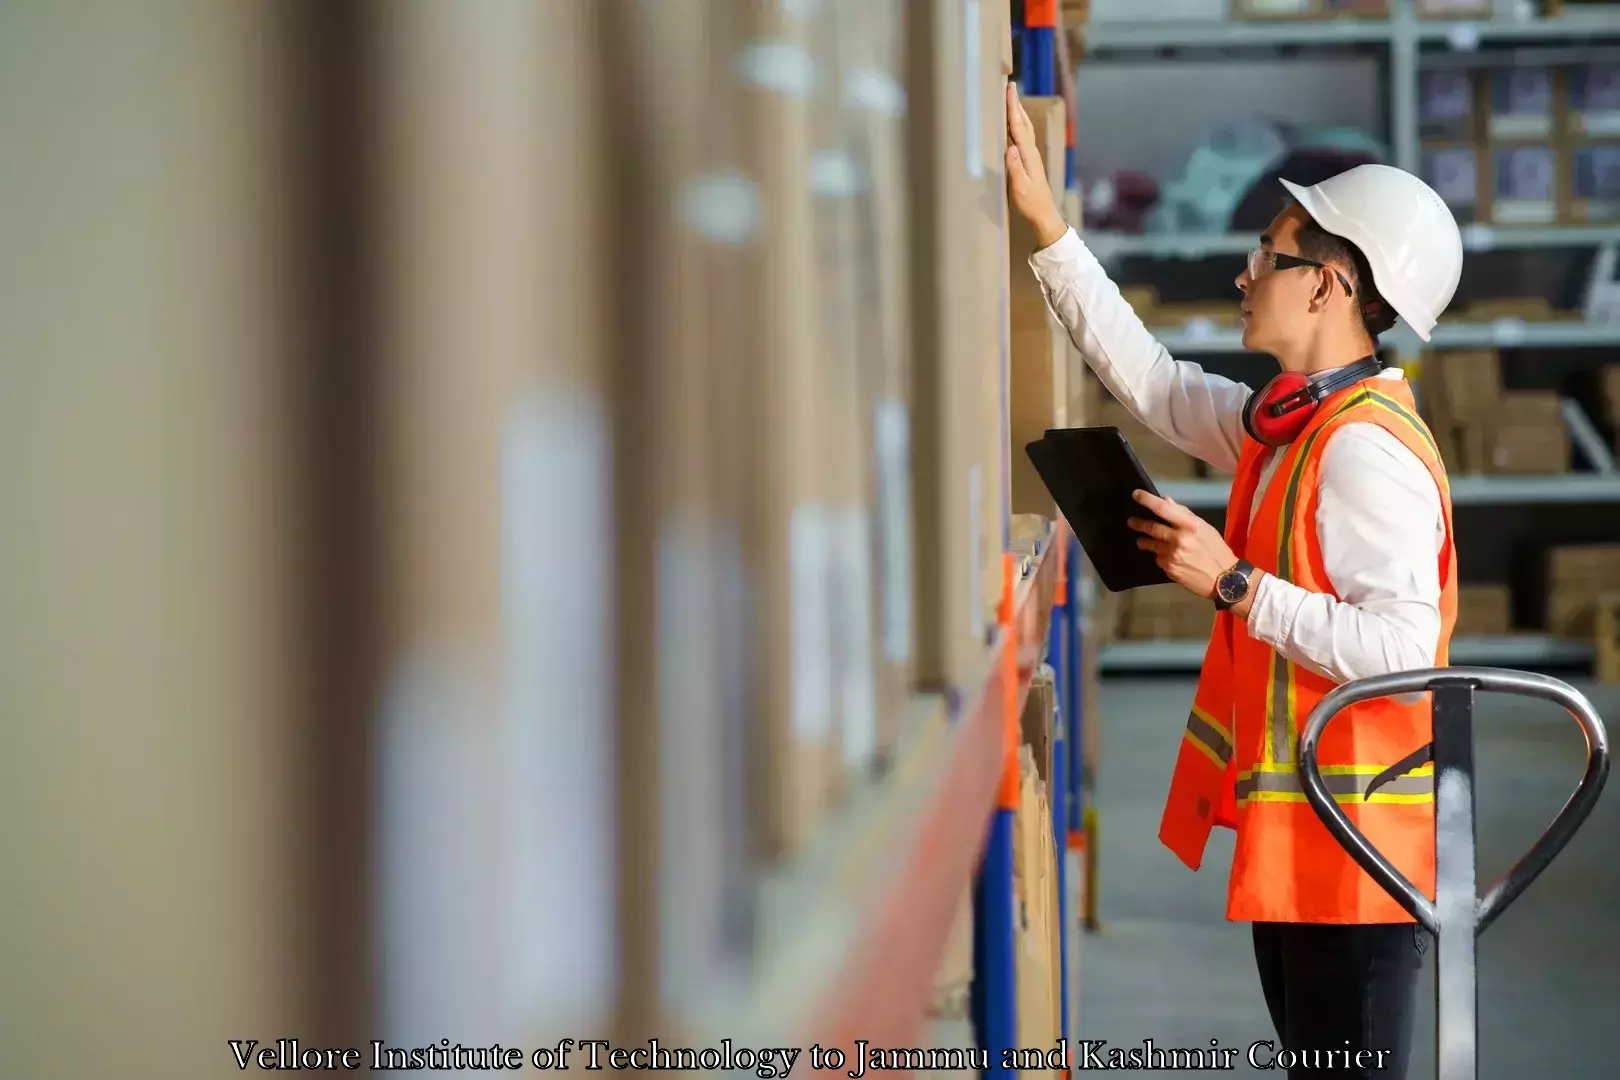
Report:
1241,355,1385,448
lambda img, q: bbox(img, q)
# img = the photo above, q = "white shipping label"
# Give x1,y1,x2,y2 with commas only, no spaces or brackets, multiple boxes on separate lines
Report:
497,389,615,1032
655,514,728,1007
834,507,878,769
968,465,983,642
965,0,982,180
791,503,835,742
875,400,914,663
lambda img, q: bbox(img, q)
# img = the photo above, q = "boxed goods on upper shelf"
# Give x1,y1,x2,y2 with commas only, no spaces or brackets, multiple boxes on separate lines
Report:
1418,350,1571,476
1231,0,1389,18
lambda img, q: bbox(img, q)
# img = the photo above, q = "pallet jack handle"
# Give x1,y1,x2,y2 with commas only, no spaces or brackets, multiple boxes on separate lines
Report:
1298,667,1610,1080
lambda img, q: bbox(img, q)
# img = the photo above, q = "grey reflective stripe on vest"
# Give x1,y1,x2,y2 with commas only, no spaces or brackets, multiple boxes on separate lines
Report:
1235,767,1435,803
1186,710,1233,765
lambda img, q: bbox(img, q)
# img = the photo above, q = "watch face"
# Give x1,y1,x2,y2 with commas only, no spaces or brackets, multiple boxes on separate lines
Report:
1218,570,1248,604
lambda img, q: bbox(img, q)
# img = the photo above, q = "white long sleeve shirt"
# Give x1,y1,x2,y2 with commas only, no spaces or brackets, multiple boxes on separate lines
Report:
1030,228,1447,687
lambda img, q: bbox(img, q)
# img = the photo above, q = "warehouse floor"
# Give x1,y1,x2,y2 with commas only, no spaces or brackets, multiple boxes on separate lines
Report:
1077,674,1620,1079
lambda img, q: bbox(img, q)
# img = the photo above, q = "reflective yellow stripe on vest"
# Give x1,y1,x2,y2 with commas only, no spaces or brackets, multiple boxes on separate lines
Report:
1236,763,1436,805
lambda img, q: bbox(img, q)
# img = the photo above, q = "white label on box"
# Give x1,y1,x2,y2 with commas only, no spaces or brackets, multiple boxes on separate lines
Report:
964,0,982,180
738,42,819,99
968,464,984,641
1576,113,1620,138
875,399,914,663
833,506,878,770
655,512,729,1006
490,390,615,1033
1576,146,1620,200
846,69,906,118
680,173,760,245
790,503,835,742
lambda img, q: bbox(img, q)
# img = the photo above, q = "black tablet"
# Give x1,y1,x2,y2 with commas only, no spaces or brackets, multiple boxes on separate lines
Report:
1024,426,1175,593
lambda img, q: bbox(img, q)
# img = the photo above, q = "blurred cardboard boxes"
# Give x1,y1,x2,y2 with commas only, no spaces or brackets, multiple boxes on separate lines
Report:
1548,545,1620,637
1489,144,1560,226
1490,390,1570,474
1487,67,1559,143
1419,351,1569,476
1232,0,1388,16
905,0,1011,690
1013,743,1060,1073
1421,143,1482,225
1417,0,1492,15
1566,62,1620,138
1122,583,1216,641
1094,397,1202,479
1456,584,1513,637
1564,141,1620,224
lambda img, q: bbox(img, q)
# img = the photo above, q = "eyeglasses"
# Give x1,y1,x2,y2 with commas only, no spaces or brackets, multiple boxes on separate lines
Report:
1247,248,1353,297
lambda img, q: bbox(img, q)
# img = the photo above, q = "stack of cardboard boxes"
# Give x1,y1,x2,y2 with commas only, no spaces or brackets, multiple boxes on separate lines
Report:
1546,545,1620,638
1120,582,1216,643
1419,350,1571,475
1419,55,1620,229
1456,584,1514,637
1231,0,1389,18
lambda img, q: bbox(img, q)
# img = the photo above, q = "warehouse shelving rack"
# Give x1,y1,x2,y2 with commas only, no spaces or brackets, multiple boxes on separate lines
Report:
684,6,1098,1071
1066,2,1620,676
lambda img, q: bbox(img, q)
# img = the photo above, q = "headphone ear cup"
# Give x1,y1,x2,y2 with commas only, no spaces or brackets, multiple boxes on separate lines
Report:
1242,389,1265,444
1245,372,1314,448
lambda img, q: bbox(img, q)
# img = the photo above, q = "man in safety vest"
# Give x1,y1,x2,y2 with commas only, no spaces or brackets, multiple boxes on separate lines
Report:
1006,85,1462,1079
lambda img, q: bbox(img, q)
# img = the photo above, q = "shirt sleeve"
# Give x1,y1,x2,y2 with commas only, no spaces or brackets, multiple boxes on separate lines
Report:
1028,228,1252,474
1244,421,1445,686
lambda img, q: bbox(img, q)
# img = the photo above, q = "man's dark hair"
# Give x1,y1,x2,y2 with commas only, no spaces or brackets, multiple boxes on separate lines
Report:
1294,214,1397,338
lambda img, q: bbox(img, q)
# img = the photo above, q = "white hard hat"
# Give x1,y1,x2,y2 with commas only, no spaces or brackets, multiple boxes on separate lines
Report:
1279,164,1463,342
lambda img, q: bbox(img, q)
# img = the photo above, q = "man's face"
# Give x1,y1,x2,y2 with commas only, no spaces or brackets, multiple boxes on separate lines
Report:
1235,204,1330,371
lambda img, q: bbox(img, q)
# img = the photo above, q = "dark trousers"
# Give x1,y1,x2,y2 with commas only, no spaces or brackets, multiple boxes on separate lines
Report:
1252,921,1426,1078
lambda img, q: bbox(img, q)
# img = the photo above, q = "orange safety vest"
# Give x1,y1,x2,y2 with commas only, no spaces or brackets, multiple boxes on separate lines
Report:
1158,378,1457,924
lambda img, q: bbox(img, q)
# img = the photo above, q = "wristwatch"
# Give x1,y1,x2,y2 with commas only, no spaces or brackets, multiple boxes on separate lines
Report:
1213,559,1257,612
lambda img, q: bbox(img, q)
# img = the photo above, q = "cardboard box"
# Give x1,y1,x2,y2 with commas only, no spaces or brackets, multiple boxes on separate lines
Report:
1009,96,1071,520
1418,0,1491,15
1596,594,1620,685
1419,70,1480,143
1022,668,1058,790
1486,67,1558,143
1564,142,1620,225
1487,144,1560,226
845,0,915,765
1095,398,1201,479
1124,583,1216,641
1013,744,1060,1076
1566,64,1620,139
1425,349,1502,426
1489,390,1568,474
740,2,837,855
1421,143,1482,225
1456,584,1513,637
1547,545,1620,637
907,0,994,691
1233,0,1388,16
1600,364,1620,441
977,0,1013,629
